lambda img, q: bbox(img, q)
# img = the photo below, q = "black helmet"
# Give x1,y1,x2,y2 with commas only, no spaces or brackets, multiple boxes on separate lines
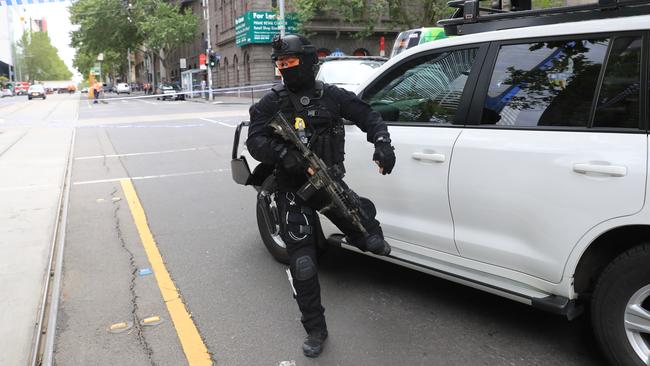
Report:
271,34,318,64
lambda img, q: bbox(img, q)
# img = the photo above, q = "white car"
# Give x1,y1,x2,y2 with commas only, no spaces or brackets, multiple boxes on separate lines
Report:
233,4,650,365
316,56,386,92
116,83,131,94
27,84,46,100
1,88,13,97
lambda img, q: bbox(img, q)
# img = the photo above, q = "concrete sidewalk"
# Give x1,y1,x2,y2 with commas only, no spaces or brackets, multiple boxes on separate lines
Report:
0,128,73,366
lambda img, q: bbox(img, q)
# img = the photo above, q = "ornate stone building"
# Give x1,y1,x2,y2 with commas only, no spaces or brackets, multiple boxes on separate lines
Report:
167,0,401,89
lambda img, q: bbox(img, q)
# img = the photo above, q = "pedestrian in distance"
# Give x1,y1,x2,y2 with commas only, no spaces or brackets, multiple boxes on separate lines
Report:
93,81,102,104
247,33,396,358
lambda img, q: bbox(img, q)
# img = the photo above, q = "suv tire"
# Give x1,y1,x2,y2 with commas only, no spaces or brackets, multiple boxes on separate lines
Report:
592,243,650,366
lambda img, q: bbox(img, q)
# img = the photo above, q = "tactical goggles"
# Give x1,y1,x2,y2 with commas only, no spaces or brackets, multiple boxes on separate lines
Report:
275,56,300,70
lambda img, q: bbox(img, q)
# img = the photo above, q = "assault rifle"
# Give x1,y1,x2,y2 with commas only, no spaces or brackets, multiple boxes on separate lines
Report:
269,112,369,238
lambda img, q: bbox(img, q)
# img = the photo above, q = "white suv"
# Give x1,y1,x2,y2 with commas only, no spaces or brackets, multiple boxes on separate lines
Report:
116,83,131,94
233,4,650,365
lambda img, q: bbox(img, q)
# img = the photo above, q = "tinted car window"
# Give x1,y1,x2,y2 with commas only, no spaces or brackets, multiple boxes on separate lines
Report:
482,38,608,127
364,48,478,124
593,36,642,129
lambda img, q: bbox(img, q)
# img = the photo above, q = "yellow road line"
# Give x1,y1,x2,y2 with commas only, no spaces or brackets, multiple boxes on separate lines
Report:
120,178,212,366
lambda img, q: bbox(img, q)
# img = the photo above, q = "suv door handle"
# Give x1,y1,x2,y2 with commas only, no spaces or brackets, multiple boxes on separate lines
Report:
573,163,627,177
412,152,446,163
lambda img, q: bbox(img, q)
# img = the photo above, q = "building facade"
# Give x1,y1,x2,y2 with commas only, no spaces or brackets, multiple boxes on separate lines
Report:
167,0,400,90
0,5,15,80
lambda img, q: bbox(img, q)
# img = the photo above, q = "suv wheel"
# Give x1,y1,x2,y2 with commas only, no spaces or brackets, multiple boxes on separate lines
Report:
592,244,650,366
256,186,290,265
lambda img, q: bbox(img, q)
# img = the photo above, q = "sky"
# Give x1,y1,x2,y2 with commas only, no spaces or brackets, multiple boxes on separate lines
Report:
8,0,80,82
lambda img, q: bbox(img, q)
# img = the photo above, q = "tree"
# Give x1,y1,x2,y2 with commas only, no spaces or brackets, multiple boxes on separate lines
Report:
17,31,72,81
292,0,453,38
135,0,197,82
70,0,140,82
69,0,141,55
70,0,197,84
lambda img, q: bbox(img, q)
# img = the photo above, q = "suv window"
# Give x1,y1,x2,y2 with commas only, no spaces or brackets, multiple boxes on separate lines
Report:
481,38,609,127
364,48,478,124
593,36,642,129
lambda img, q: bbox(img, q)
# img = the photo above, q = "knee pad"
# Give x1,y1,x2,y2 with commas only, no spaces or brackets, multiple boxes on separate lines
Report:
294,255,317,280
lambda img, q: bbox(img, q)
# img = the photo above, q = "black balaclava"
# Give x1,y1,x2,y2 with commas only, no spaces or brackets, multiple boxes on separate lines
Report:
280,56,316,92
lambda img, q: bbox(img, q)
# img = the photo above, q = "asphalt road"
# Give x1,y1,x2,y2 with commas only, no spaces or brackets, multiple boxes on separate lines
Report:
12,93,608,365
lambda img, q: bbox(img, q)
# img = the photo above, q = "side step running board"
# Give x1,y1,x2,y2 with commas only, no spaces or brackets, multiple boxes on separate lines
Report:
326,234,583,320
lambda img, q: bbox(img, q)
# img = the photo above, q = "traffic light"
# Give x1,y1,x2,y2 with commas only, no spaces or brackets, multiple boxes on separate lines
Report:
208,54,217,68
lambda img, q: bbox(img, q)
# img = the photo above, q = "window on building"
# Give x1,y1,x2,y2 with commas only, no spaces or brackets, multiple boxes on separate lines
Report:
364,48,479,124
234,55,240,85
317,48,331,59
232,0,236,24
223,57,229,87
221,0,226,30
353,48,370,56
481,38,609,127
244,52,251,84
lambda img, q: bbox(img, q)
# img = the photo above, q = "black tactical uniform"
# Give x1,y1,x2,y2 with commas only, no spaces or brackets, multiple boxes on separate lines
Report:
247,34,396,358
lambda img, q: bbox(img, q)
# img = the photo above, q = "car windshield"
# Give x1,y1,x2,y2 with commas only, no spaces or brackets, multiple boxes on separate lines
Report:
161,85,174,90
28,85,44,92
317,60,384,85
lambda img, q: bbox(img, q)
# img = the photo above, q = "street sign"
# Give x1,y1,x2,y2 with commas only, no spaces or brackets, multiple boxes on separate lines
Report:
180,58,187,69
235,11,299,47
91,62,101,74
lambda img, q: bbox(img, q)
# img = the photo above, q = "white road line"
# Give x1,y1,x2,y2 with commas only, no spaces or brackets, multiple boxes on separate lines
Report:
72,168,231,185
136,99,158,106
122,100,129,104
75,146,217,160
200,117,235,128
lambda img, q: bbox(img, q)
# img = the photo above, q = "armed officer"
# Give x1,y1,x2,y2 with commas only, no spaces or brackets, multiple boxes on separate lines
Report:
247,34,396,358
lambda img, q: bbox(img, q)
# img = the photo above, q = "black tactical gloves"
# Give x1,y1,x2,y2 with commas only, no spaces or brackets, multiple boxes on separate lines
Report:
280,147,307,175
373,134,396,175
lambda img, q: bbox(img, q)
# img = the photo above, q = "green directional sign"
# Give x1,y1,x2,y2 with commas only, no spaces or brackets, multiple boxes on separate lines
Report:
235,11,299,47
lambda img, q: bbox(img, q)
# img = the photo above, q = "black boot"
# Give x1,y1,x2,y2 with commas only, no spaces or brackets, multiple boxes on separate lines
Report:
302,328,328,358
365,234,391,256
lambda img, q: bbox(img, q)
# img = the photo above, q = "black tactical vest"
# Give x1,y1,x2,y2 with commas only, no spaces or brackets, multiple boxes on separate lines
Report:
272,82,346,168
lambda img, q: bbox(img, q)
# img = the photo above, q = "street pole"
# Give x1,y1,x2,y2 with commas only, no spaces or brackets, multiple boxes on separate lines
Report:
127,48,131,83
97,53,104,83
203,0,214,101
279,0,286,37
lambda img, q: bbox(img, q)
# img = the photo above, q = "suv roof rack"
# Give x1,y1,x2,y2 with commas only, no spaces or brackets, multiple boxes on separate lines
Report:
438,0,650,36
